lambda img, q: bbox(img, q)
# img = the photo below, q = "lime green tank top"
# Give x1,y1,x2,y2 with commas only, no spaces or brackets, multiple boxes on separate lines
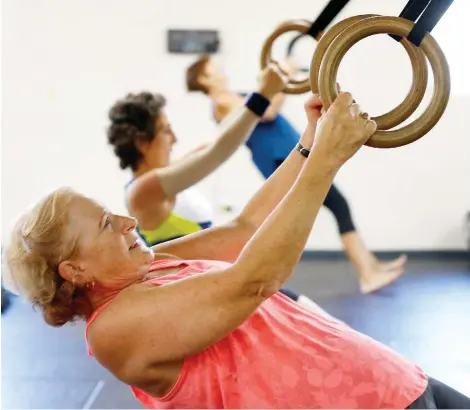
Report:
131,186,214,246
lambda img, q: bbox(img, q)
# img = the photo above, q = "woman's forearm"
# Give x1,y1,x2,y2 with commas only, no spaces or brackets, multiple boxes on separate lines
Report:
262,92,286,121
156,106,259,197
238,130,313,230
170,143,211,166
234,151,338,296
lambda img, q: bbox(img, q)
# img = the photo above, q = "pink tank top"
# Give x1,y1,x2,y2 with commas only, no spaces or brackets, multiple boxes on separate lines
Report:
86,259,427,409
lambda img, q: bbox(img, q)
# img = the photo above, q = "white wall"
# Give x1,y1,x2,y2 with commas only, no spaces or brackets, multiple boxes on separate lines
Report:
2,0,469,250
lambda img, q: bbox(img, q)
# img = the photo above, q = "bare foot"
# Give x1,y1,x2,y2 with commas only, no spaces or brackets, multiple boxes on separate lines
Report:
359,255,407,294
359,268,405,294
379,254,408,272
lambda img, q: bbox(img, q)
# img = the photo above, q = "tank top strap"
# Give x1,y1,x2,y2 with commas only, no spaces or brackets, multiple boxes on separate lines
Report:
85,299,115,355
149,258,190,271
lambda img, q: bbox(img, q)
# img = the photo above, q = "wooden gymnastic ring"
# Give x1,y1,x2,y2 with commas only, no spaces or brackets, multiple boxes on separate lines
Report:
286,23,323,75
314,16,450,148
260,20,314,94
285,20,317,85
310,14,428,131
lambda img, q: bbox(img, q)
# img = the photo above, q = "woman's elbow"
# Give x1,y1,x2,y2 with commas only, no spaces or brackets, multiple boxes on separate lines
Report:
235,272,281,300
232,215,258,239
230,256,283,300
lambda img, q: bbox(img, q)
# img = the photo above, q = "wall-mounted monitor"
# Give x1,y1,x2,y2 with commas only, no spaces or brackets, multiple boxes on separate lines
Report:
167,29,220,54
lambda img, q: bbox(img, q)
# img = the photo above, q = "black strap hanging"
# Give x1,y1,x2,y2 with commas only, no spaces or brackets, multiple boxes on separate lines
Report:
305,0,351,39
391,0,454,46
287,0,351,71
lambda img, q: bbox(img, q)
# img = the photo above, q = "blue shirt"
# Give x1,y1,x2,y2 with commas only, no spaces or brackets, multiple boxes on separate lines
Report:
245,113,300,179
215,93,301,179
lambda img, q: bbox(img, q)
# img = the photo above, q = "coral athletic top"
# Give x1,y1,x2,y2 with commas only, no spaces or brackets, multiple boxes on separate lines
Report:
86,259,427,409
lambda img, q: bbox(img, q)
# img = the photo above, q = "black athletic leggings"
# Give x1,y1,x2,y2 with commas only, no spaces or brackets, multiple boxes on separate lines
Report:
279,287,300,301
275,160,355,235
407,376,470,409
407,377,470,409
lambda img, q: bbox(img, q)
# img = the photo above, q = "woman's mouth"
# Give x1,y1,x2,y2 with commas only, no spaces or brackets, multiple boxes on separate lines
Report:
129,240,141,250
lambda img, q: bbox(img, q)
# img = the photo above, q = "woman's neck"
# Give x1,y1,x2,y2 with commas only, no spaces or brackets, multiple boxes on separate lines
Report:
86,275,145,312
132,160,166,179
86,256,183,312
208,86,230,101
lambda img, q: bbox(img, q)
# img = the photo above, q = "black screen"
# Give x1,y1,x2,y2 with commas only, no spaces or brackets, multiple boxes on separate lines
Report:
167,30,220,54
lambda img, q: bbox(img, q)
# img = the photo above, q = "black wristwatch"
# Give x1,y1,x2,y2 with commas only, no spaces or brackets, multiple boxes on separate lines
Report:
296,143,310,158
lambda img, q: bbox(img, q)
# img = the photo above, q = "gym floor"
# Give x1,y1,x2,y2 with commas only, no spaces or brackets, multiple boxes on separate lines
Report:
2,255,470,409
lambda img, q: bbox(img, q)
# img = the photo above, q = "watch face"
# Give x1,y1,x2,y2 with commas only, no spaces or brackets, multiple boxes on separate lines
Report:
167,30,220,54
297,144,309,158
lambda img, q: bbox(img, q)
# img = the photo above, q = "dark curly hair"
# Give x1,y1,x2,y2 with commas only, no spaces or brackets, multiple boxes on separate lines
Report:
107,92,166,170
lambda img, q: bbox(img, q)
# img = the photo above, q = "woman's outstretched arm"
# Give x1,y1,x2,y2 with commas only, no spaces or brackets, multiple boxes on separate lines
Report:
154,95,324,262
127,64,288,219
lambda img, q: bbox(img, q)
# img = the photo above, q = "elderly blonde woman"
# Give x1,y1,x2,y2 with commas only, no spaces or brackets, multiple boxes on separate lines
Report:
5,91,469,409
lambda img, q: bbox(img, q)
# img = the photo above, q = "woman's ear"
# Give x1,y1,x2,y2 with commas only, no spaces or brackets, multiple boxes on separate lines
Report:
57,260,89,287
135,139,151,156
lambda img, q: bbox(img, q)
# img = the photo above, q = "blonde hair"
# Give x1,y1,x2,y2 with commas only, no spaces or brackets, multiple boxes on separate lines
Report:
4,187,92,326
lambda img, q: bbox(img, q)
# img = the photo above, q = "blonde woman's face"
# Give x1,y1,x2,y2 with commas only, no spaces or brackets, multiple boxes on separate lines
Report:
65,194,154,287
